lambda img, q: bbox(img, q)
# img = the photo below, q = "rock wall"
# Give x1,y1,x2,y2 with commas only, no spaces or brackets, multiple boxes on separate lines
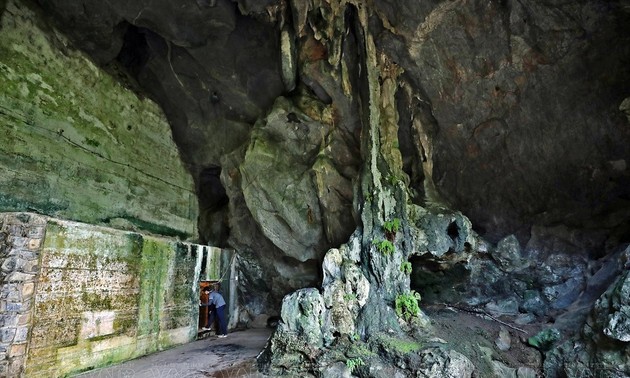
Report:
0,0,628,375
374,0,630,243
29,0,630,322
0,0,197,239
0,212,206,377
0,213,43,377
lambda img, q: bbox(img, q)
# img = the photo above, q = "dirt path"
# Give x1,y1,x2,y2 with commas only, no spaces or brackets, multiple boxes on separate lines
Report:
73,328,273,378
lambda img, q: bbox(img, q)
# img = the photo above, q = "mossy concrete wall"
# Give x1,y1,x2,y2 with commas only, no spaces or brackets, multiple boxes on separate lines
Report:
0,212,207,377
0,0,197,239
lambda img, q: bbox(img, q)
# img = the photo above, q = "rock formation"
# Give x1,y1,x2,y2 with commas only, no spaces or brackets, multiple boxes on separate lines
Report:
1,0,629,376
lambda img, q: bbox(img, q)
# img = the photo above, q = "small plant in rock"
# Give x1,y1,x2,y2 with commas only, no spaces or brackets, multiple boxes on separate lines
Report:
383,218,401,240
343,293,357,302
345,357,364,373
395,291,422,321
363,191,373,202
373,239,394,256
400,261,412,275
387,174,401,186
383,218,401,233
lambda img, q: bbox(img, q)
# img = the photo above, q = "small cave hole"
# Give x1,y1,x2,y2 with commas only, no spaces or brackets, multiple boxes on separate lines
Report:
210,91,220,104
447,221,459,242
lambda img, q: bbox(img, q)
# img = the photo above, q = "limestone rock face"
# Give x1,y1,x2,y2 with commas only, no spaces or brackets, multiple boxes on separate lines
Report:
239,97,346,262
36,0,287,218
544,248,630,377
375,0,630,243
0,0,197,239
26,0,630,311
544,266,630,377
600,269,630,343
2,0,630,375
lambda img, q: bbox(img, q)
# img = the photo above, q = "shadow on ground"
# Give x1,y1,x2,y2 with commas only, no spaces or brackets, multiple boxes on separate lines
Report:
73,328,273,378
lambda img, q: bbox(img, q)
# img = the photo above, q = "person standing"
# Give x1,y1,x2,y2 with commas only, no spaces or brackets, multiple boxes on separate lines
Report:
202,284,228,338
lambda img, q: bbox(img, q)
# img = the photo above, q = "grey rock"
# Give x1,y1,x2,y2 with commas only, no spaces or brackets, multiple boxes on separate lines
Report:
514,313,536,325
516,367,537,378
408,205,475,257
544,277,584,310
240,97,328,262
491,360,516,378
278,288,327,347
366,359,405,378
414,347,475,378
519,290,548,317
495,326,511,351
3,272,34,283
485,297,520,317
319,362,351,378
601,270,630,342
492,235,528,272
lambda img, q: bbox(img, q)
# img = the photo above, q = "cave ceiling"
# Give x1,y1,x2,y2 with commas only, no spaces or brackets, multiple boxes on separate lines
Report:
35,0,630,268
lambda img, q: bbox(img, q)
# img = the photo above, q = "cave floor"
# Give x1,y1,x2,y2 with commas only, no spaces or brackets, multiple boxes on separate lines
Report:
72,311,545,377
424,304,545,376
73,328,273,378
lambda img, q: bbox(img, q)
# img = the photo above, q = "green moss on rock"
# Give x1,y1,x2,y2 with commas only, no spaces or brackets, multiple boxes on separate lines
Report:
0,0,197,239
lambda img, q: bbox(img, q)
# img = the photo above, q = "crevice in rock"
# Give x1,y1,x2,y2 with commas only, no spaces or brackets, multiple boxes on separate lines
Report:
116,24,150,77
198,165,230,246
396,83,426,204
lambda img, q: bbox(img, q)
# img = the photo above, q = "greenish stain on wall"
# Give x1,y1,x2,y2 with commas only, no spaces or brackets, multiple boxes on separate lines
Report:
103,215,191,240
137,237,171,337
0,0,198,239
25,218,201,377
205,246,222,280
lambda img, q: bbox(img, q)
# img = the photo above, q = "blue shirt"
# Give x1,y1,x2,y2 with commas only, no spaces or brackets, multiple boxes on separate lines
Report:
208,291,226,308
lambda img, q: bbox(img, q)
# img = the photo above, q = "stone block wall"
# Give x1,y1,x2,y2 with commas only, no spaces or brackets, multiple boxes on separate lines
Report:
0,213,45,377
0,213,212,377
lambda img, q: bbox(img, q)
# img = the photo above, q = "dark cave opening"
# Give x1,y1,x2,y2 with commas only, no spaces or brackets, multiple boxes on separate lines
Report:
447,221,459,243
408,254,470,305
116,24,151,77
198,165,230,246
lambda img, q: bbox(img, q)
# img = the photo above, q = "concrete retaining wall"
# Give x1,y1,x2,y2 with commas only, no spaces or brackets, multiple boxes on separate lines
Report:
0,212,224,377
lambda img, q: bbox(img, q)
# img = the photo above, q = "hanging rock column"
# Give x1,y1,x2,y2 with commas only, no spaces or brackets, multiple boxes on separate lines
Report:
259,1,475,376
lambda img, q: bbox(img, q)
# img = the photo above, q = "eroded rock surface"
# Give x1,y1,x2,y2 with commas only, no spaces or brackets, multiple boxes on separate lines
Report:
1,0,630,376
545,254,630,377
